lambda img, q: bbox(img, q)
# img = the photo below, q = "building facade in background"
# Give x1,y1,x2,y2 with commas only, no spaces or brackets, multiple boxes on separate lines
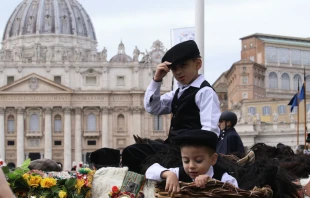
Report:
213,33,310,148
0,0,172,170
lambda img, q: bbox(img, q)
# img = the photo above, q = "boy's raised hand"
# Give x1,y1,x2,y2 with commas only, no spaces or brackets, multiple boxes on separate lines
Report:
194,175,210,188
153,61,172,82
161,170,180,193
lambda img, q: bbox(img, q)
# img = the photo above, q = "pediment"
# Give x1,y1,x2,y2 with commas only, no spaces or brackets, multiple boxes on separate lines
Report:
0,73,73,93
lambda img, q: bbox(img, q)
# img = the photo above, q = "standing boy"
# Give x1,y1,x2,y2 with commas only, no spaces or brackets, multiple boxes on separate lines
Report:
122,40,221,173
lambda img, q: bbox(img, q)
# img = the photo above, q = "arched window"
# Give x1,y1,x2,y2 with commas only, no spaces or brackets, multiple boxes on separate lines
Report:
307,75,310,91
154,115,163,131
293,74,302,91
54,115,62,132
268,72,278,89
281,73,290,90
30,114,39,131
117,114,125,131
7,115,15,133
87,113,96,131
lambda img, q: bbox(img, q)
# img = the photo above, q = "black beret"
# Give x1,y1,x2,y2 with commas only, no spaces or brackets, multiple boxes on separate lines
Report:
89,148,120,167
173,129,218,151
161,40,200,68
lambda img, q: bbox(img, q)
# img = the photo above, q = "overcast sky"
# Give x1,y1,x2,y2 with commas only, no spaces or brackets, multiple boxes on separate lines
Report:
1,0,310,84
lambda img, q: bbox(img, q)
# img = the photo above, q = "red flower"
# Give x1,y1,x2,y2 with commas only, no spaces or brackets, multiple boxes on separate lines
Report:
112,186,119,194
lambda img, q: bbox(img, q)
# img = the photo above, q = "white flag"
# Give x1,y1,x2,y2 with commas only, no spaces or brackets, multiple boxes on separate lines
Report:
171,27,195,46
171,27,195,90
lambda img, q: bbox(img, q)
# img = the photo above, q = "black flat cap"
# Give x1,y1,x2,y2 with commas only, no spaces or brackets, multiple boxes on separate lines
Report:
89,148,120,167
162,40,200,68
173,129,218,151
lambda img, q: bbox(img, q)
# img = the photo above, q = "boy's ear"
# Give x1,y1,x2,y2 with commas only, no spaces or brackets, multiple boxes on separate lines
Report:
196,58,202,70
211,153,218,166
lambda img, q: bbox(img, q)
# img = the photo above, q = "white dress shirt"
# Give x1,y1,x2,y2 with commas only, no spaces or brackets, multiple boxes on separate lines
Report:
144,75,220,136
145,163,238,187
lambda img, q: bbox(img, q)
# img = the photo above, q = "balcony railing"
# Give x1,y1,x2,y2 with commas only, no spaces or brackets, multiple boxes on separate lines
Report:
26,130,43,137
83,131,100,138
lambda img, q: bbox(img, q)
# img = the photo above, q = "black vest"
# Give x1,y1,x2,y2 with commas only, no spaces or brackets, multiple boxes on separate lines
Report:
178,164,226,182
169,80,213,134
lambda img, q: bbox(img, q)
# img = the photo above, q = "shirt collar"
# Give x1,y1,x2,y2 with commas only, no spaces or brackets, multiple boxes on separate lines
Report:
177,74,205,89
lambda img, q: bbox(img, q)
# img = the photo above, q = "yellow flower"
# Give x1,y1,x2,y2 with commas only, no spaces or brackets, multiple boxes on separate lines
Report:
27,175,42,188
85,190,92,198
75,179,85,194
23,173,30,181
58,190,67,198
40,177,57,188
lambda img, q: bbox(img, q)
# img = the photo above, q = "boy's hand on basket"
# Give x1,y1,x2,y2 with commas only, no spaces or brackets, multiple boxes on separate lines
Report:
161,171,180,193
194,175,210,188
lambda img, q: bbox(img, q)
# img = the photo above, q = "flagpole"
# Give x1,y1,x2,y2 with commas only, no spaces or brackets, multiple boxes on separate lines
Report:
304,68,307,149
297,79,300,145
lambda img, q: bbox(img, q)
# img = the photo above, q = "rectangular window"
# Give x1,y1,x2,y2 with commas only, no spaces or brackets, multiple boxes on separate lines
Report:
8,120,14,132
250,56,255,61
153,115,163,131
54,76,61,84
87,140,96,145
54,141,61,146
7,141,14,146
248,107,256,115
85,76,97,85
54,119,62,132
242,76,248,84
242,93,248,99
292,106,298,114
278,105,286,114
117,76,125,86
262,106,271,115
7,76,14,85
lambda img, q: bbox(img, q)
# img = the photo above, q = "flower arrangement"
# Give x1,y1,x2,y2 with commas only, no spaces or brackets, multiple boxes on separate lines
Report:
2,159,95,198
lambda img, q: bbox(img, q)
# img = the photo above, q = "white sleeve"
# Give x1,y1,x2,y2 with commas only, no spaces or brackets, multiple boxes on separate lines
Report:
145,163,179,182
221,172,239,188
195,87,221,137
143,80,175,115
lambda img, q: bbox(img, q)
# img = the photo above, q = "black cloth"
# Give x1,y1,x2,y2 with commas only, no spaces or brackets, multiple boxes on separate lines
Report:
162,40,200,68
122,142,169,174
89,148,120,167
216,127,245,156
178,164,226,182
168,80,214,142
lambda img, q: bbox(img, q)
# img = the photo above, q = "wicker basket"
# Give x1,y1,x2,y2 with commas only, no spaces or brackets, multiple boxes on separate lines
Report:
155,179,273,198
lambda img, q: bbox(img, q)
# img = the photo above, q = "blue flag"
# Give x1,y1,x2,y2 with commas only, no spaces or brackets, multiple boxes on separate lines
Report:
288,93,298,112
299,84,305,102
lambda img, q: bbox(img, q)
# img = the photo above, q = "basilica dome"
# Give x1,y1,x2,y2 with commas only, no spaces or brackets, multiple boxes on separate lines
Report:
2,0,96,41
110,41,133,63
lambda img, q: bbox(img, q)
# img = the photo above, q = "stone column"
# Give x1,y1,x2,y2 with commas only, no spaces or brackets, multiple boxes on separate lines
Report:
44,107,52,159
16,107,24,166
195,0,204,74
74,108,82,163
0,108,5,162
64,107,71,171
101,107,109,147
132,106,142,137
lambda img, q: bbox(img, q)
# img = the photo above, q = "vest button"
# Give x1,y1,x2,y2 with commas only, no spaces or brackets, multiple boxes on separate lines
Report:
174,105,178,108
171,127,174,130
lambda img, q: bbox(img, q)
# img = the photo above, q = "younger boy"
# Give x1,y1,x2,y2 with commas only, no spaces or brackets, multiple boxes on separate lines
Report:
145,129,238,193
217,111,245,156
